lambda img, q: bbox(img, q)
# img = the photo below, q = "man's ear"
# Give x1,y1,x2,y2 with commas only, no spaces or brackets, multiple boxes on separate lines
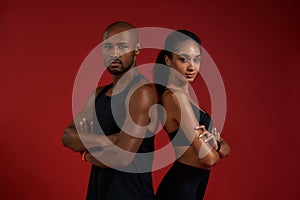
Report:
135,42,141,55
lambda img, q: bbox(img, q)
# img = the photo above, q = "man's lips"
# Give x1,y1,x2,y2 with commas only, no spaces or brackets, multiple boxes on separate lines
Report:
109,59,122,67
111,62,121,66
109,59,121,63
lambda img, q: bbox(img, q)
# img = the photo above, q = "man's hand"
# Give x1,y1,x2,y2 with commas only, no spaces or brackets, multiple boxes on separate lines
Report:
78,118,94,133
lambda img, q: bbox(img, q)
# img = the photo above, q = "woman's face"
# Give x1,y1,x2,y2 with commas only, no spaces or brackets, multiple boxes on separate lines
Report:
165,40,201,82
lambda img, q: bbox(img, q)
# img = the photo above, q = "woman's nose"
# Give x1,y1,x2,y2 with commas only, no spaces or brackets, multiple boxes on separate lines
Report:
187,63,195,71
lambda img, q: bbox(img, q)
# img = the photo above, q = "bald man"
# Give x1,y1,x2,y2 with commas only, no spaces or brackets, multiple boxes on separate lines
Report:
62,21,157,200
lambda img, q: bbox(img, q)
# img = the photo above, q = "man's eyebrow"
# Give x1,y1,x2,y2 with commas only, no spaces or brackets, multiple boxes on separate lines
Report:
117,42,129,45
103,42,128,45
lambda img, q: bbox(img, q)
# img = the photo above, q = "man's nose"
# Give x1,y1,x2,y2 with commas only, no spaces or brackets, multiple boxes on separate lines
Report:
112,46,120,57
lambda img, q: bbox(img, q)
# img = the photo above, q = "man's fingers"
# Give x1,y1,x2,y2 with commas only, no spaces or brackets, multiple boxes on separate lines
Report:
78,118,93,133
82,118,88,132
90,120,94,133
79,121,84,132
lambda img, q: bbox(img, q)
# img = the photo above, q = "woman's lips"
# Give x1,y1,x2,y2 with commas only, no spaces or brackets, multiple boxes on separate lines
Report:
185,73,196,78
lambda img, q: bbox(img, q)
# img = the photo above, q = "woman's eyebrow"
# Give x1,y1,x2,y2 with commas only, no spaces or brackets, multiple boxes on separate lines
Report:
178,54,201,57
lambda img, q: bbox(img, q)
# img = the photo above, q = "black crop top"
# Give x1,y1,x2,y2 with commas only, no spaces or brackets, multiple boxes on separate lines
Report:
168,103,212,146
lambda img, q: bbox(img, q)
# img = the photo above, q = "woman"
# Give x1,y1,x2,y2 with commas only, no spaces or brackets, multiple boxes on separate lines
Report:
154,29,230,200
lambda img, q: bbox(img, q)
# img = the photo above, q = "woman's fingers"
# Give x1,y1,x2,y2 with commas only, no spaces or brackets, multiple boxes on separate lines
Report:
204,133,218,150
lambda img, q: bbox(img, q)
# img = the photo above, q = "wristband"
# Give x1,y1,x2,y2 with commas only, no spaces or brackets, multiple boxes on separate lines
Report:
81,150,87,161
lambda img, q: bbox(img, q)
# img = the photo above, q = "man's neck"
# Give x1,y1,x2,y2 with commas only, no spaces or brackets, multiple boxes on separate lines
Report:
111,74,124,85
110,67,139,95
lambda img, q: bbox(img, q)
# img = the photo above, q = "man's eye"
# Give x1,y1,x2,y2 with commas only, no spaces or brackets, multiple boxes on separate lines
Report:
119,45,128,49
103,45,112,49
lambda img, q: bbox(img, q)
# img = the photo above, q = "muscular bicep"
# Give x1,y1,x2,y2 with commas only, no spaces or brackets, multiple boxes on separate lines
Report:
114,85,156,153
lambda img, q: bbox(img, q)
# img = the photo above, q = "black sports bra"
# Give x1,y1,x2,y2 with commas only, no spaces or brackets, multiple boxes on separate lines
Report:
168,103,212,146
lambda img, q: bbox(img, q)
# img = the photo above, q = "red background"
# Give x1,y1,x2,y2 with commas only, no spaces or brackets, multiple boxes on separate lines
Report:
1,0,299,199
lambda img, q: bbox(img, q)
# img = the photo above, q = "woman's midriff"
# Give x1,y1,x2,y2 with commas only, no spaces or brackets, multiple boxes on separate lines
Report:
175,146,211,170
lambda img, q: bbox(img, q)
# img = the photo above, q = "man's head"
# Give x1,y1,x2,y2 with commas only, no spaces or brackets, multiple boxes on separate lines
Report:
102,21,140,75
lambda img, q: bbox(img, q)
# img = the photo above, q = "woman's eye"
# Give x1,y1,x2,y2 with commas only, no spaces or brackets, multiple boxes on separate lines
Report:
179,58,188,62
194,58,200,63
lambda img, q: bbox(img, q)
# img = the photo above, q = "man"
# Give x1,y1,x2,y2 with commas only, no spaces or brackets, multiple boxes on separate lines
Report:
62,21,157,200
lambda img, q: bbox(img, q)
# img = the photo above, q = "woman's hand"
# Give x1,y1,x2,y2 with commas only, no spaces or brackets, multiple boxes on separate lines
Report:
195,125,218,151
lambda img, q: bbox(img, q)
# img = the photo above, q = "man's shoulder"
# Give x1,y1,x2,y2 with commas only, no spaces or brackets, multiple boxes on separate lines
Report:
133,82,156,96
95,83,112,96
128,82,157,107
161,88,176,100
160,89,183,109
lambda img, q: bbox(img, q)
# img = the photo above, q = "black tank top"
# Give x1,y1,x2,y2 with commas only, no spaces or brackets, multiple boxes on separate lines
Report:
94,75,155,154
87,74,155,200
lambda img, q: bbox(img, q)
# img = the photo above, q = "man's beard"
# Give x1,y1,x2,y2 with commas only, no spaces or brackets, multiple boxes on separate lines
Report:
107,66,128,75
106,58,134,75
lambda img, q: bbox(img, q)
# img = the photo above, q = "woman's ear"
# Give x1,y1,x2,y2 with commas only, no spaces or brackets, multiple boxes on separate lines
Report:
164,55,171,67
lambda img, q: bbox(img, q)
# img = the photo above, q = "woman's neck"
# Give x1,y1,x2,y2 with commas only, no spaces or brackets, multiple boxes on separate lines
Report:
167,82,190,95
